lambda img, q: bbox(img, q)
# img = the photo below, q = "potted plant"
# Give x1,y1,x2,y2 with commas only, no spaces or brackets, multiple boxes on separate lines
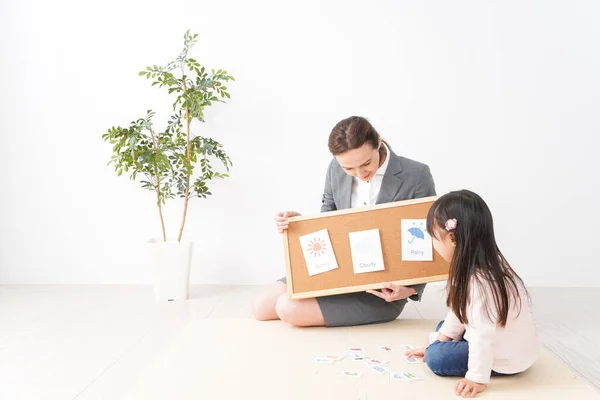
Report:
102,30,234,301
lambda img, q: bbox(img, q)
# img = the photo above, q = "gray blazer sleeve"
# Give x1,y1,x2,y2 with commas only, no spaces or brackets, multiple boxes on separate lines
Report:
408,283,426,302
414,164,436,198
320,162,337,213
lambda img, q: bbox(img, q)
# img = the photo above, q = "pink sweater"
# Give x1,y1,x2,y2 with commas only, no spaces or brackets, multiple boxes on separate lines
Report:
438,278,538,384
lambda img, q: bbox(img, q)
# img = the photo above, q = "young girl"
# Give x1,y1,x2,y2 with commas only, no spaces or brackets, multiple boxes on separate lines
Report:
405,190,538,398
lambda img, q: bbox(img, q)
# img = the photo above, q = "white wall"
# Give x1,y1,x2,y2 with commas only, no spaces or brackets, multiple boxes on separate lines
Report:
1,0,598,286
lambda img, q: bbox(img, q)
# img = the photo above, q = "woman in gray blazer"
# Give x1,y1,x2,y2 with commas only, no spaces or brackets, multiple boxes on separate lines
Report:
252,116,436,327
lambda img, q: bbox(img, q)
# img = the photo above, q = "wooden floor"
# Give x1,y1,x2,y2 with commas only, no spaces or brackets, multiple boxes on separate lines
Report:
125,318,598,400
0,284,598,399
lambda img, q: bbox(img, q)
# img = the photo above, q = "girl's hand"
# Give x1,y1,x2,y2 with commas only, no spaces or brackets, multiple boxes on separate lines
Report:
405,347,426,361
455,378,486,398
274,211,300,233
366,283,417,302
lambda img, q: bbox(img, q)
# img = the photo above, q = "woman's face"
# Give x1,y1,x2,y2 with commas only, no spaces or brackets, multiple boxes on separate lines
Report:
335,143,380,181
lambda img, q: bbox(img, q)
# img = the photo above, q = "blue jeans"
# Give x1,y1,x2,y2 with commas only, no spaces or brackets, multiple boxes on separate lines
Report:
424,320,514,378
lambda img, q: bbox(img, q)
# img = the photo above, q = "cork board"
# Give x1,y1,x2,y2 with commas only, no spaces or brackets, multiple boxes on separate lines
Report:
283,196,449,299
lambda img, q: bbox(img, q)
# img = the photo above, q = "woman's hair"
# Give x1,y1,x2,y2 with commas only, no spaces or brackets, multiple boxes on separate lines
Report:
328,116,390,155
426,190,527,327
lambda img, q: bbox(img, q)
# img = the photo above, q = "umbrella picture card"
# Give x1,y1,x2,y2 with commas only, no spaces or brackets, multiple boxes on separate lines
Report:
299,229,339,276
348,229,386,274
401,219,433,261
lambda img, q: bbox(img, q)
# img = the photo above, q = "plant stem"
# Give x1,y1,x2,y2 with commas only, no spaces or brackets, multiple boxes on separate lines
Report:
150,128,167,242
177,77,191,242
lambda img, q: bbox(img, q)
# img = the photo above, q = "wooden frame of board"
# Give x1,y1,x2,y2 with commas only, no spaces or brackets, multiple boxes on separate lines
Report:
282,196,449,299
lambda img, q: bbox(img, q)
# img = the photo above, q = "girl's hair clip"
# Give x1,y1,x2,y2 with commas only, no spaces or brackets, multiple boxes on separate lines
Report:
445,218,458,231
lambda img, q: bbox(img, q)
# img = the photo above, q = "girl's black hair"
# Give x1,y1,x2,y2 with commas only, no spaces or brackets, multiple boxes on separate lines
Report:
426,190,527,327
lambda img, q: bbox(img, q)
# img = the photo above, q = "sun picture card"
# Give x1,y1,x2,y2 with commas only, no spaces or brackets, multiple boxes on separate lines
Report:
401,219,433,261
299,229,339,276
348,229,385,274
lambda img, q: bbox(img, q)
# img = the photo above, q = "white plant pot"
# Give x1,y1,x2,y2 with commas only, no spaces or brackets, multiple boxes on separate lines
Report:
147,239,192,302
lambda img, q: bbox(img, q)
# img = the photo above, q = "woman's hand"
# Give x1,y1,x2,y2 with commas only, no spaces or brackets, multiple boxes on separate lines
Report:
274,211,301,233
366,283,417,302
455,378,486,398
